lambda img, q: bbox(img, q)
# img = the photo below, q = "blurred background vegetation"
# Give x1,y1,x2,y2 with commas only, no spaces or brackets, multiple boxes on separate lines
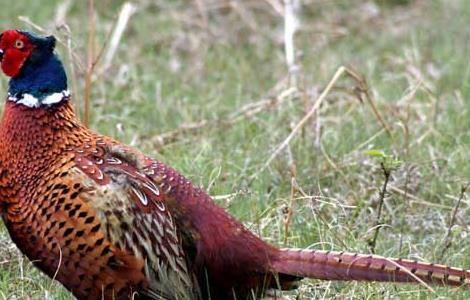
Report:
1,0,470,299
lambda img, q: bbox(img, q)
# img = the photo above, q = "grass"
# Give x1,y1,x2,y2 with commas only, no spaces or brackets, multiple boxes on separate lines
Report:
1,0,470,299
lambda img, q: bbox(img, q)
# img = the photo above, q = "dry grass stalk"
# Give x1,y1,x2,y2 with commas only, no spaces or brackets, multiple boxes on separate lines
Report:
58,24,81,118
283,0,300,85
283,176,296,246
18,16,84,69
83,0,96,126
345,67,393,137
361,184,453,210
282,144,297,246
151,83,298,147
17,15,48,33
252,66,349,181
54,0,72,25
83,0,120,123
231,1,260,33
304,192,349,250
102,2,137,71
263,0,284,15
383,257,435,293
194,0,209,30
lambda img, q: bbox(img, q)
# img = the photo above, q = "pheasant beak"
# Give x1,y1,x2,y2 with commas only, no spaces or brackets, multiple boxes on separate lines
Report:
0,49,3,62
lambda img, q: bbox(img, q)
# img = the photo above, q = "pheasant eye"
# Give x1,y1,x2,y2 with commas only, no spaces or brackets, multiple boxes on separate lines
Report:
14,39,24,49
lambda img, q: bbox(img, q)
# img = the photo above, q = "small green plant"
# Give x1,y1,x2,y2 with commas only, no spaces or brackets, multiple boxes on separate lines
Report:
364,149,403,172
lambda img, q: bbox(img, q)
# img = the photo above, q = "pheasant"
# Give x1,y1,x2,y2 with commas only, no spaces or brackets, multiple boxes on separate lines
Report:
0,29,469,300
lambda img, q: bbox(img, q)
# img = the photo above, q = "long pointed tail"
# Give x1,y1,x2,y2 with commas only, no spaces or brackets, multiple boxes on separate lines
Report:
272,248,470,287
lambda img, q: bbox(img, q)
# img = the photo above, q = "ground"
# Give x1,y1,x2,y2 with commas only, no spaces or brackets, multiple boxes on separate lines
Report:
0,1,469,299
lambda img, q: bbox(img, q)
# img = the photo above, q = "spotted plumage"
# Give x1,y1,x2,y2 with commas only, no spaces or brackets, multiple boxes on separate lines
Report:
1,29,470,300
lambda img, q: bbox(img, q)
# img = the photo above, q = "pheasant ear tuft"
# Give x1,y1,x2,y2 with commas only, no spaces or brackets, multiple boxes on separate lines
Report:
46,35,56,51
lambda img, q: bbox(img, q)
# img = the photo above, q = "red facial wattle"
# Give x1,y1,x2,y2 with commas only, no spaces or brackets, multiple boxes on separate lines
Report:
0,30,34,77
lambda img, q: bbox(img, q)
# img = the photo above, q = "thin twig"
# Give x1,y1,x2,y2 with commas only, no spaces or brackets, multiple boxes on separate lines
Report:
439,183,469,260
368,162,391,254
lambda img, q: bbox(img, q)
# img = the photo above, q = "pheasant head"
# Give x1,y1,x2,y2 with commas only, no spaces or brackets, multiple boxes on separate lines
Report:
0,29,69,107
0,30,80,192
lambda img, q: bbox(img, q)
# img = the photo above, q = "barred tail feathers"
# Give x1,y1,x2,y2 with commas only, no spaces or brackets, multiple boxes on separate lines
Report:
273,248,470,287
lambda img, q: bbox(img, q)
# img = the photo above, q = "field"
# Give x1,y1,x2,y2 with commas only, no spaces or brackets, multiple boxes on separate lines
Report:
1,0,470,299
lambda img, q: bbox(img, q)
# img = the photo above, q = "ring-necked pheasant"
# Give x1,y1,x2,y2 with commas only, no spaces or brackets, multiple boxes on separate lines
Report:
0,29,469,300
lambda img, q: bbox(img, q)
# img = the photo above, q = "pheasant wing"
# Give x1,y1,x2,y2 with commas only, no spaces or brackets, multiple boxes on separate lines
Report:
72,139,198,299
